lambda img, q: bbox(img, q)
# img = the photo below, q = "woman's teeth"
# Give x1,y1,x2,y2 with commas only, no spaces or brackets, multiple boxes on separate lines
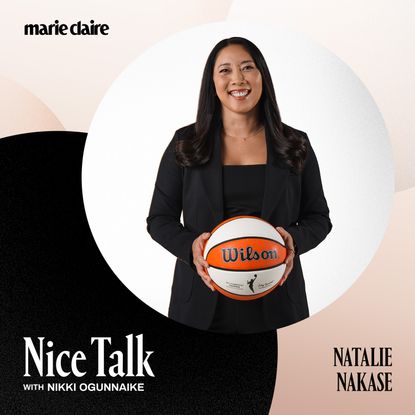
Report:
230,90,249,97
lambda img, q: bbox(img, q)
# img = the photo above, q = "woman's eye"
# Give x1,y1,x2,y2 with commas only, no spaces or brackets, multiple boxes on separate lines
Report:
219,68,229,74
242,65,254,71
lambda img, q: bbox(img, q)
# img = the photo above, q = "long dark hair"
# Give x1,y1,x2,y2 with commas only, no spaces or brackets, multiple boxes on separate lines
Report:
175,37,307,173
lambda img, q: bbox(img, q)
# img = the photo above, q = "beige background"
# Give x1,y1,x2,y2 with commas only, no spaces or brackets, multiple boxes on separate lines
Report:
1,1,414,413
273,187,415,413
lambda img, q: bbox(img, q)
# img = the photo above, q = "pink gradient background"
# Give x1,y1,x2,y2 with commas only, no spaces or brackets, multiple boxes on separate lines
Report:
272,187,415,413
1,1,414,413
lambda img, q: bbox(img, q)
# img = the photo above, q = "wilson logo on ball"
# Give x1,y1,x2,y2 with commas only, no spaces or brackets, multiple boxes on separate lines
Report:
207,237,286,271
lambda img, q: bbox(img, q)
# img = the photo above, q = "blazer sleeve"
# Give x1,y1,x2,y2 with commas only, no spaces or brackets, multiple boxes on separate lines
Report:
286,135,332,255
146,131,199,267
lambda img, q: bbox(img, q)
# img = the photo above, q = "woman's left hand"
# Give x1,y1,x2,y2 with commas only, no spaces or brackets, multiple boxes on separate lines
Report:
276,226,295,285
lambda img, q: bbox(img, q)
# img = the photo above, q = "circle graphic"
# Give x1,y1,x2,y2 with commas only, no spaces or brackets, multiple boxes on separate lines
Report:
82,22,393,323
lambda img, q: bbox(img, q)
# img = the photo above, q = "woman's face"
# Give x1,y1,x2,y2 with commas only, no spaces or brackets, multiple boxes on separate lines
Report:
213,44,263,117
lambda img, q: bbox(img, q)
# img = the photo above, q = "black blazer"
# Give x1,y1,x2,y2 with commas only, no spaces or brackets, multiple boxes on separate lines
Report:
147,122,332,331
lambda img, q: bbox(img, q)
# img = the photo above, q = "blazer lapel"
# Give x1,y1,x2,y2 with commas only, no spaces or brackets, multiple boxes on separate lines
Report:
261,135,290,221
199,125,224,226
199,125,290,225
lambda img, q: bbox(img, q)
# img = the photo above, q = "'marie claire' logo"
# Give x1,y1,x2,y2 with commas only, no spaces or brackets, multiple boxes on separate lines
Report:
222,246,277,262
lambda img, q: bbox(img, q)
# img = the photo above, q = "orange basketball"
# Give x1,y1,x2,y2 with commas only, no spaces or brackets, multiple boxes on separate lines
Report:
203,216,287,300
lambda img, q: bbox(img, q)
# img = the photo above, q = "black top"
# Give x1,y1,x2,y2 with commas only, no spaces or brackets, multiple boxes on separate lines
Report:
222,164,266,219
208,164,270,334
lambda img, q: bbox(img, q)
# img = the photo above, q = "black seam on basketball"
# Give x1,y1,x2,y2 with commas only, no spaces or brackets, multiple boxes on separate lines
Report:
206,236,285,256
208,263,286,272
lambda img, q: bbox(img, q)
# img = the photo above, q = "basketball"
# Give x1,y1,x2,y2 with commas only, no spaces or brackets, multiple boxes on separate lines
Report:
203,216,287,300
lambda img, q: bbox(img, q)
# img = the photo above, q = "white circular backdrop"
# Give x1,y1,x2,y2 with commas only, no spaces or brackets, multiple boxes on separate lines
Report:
82,22,394,323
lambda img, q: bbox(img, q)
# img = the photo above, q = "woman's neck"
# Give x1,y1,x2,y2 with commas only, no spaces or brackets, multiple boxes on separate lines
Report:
221,109,262,138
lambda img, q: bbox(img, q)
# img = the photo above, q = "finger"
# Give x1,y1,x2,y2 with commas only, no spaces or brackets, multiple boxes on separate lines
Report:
200,273,215,291
279,274,289,286
194,233,214,291
196,255,209,269
201,232,211,240
203,280,215,291
286,247,295,256
199,233,211,252
195,260,211,280
276,226,292,240
200,272,213,284
277,227,295,252
284,257,294,272
195,262,215,291
280,271,288,285
276,226,286,235
195,232,207,242
279,261,293,285
279,269,288,285
199,266,211,282
276,227,290,242
198,232,210,246
277,227,289,245
285,250,295,263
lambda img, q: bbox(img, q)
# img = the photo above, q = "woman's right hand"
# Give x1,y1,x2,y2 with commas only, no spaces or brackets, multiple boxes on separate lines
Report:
192,232,215,291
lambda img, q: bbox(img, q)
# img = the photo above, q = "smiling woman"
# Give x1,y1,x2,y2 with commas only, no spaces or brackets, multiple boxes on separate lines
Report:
213,44,266,167
213,44,263,116
146,37,332,334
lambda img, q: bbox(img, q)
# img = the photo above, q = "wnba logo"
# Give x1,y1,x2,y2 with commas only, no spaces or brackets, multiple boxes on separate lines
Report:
221,247,278,262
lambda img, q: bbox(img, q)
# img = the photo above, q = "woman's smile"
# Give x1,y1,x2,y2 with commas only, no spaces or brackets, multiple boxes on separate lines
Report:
228,88,251,99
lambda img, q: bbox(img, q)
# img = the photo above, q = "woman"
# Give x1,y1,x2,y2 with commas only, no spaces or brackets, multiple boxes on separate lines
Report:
147,37,332,333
